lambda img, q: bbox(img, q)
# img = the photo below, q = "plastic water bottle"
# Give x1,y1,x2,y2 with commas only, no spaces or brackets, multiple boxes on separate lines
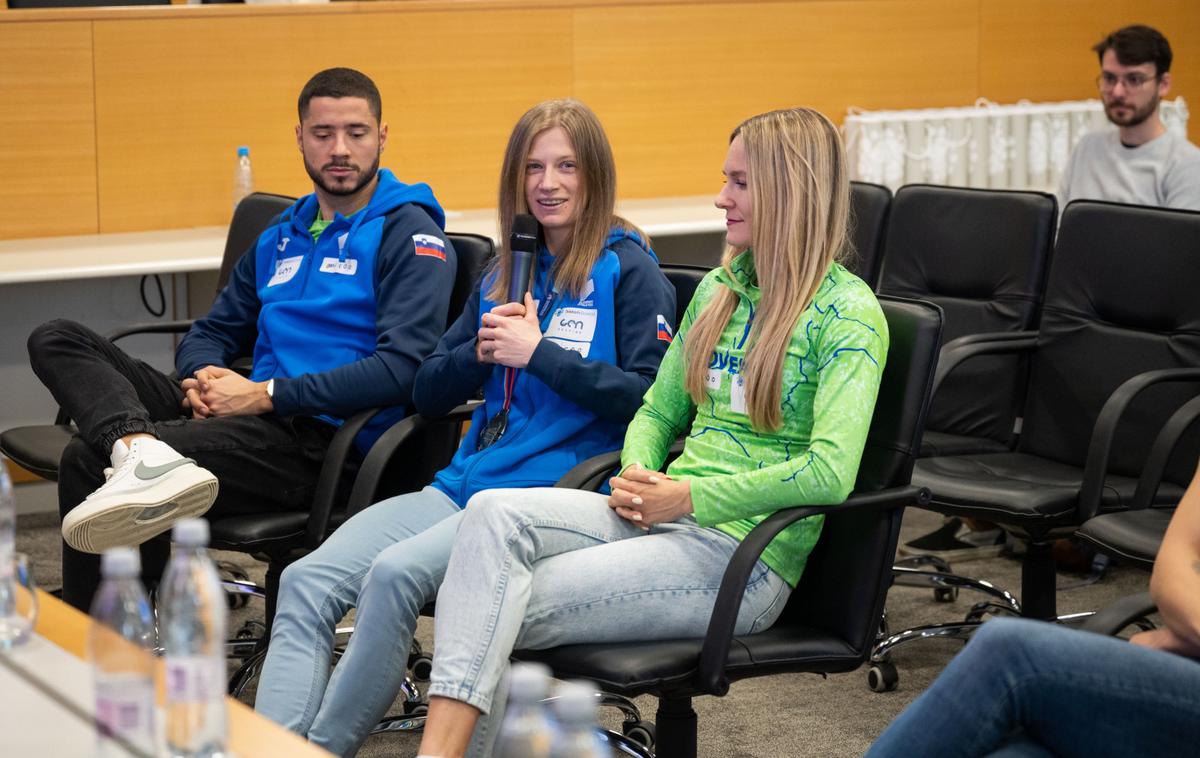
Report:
494,662,555,758
159,519,227,758
550,680,607,758
0,458,18,645
232,146,253,212
89,547,157,756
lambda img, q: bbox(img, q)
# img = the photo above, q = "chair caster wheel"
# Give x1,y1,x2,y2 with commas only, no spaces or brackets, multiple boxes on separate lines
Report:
411,655,433,682
934,586,959,603
867,661,899,692
402,701,429,717
235,620,266,640
622,720,656,749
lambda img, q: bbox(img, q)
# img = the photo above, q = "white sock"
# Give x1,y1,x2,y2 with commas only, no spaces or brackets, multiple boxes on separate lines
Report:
110,438,132,466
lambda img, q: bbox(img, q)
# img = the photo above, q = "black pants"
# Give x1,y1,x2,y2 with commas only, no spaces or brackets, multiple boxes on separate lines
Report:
27,319,342,610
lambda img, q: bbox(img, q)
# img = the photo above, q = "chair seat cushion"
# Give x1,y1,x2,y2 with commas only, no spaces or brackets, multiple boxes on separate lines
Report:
209,510,345,553
513,623,861,698
913,452,1184,525
1076,508,1174,570
0,424,75,481
919,430,1009,458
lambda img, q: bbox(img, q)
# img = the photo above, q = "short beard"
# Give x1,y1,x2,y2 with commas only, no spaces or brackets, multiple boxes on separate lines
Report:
303,149,382,197
1104,92,1160,129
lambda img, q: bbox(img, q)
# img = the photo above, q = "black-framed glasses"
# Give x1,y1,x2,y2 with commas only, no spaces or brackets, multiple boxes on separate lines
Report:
1096,72,1159,92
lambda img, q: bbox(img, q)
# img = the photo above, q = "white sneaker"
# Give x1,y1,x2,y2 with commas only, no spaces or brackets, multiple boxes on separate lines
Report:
62,438,218,553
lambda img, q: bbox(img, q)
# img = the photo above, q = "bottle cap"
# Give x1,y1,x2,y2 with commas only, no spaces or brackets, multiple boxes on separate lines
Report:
551,679,599,723
100,547,140,578
172,518,210,547
237,146,250,157
507,662,552,703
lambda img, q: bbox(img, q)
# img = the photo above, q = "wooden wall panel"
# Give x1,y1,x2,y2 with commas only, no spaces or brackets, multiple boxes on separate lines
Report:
92,8,572,232
0,21,97,239
574,0,978,199
979,0,1198,140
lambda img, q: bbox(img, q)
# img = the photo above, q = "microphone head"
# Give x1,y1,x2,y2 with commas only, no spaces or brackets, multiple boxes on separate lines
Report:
511,213,539,254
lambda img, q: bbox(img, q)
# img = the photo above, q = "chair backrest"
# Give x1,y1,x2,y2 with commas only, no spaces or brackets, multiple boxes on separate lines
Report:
1018,201,1200,485
787,296,943,649
445,232,496,326
660,263,711,328
877,184,1056,447
218,192,297,292
845,181,891,288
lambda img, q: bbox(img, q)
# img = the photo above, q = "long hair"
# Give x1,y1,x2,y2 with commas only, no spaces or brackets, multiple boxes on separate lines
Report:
684,108,850,430
487,99,640,303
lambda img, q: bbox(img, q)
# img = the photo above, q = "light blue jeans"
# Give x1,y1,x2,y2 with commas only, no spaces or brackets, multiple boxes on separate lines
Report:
254,486,463,757
428,487,791,735
866,617,1200,758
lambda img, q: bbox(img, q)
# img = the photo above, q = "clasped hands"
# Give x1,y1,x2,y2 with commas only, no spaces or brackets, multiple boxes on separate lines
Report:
476,292,543,369
608,464,693,530
180,365,271,419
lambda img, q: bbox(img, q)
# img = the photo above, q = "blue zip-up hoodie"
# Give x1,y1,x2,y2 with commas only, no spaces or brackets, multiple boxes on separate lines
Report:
177,169,457,451
414,226,677,507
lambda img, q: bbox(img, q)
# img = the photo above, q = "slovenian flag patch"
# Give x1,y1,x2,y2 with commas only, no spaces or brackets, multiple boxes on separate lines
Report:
656,314,674,343
413,234,447,260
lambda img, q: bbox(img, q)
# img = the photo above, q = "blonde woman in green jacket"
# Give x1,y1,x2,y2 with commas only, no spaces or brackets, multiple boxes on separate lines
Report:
416,108,889,758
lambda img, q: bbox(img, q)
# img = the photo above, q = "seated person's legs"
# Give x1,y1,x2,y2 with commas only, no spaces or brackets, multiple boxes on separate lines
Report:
420,487,791,756
303,508,463,756
866,617,1200,758
255,487,459,739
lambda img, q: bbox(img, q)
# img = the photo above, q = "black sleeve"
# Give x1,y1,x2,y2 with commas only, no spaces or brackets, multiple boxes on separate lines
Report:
271,207,458,417
524,247,676,425
175,247,260,379
413,284,494,417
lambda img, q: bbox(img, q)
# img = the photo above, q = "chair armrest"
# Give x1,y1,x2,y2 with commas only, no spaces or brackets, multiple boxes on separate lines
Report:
694,485,930,696
303,407,385,549
107,319,195,342
342,401,481,521
1080,591,1157,636
1078,369,1200,521
553,439,687,492
1132,394,1200,510
931,331,1038,399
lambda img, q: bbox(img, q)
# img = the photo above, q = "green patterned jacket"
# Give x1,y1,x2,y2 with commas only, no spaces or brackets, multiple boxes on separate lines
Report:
621,252,888,586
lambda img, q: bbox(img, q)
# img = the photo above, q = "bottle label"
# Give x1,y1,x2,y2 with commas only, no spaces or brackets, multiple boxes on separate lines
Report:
96,674,156,740
165,655,224,703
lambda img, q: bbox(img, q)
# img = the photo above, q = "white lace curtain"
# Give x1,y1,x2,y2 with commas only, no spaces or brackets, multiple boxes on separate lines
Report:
844,97,1190,193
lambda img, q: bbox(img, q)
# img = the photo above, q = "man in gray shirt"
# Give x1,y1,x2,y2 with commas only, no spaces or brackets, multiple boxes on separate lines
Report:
1060,25,1200,211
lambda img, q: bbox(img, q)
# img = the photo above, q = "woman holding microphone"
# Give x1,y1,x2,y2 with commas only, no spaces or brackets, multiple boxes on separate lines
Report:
254,98,675,757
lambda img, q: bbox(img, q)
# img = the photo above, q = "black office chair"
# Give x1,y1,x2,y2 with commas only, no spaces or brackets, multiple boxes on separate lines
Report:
870,201,1200,691
1076,394,1200,571
877,184,1057,458
504,296,942,758
0,192,297,481
845,181,891,288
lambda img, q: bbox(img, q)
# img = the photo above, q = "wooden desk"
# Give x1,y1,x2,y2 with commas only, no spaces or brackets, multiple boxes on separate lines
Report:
8,588,334,757
0,195,724,285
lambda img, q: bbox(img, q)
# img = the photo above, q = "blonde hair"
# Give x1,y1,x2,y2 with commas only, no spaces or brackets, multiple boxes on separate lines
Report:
487,99,641,302
684,108,850,430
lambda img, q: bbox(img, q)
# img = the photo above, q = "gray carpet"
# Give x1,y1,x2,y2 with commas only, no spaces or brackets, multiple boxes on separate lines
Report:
15,508,1150,757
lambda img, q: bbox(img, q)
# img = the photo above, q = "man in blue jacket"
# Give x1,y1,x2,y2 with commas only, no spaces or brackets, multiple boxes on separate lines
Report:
27,68,457,609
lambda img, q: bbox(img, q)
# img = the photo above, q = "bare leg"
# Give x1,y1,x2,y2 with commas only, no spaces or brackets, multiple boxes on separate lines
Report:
417,696,482,758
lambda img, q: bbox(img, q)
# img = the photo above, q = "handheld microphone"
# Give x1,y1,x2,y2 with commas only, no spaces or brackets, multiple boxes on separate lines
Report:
508,214,539,304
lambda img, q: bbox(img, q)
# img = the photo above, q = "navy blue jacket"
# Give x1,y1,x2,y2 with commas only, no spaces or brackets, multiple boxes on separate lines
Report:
177,169,457,450
415,227,677,507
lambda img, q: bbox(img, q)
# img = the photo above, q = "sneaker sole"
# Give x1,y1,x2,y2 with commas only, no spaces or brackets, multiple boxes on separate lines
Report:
897,543,1006,563
62,469,219,554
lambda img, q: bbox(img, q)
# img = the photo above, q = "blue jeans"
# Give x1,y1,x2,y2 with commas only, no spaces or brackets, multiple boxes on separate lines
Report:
866,617,1200,758
428,487,791,731
254,486,463,757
